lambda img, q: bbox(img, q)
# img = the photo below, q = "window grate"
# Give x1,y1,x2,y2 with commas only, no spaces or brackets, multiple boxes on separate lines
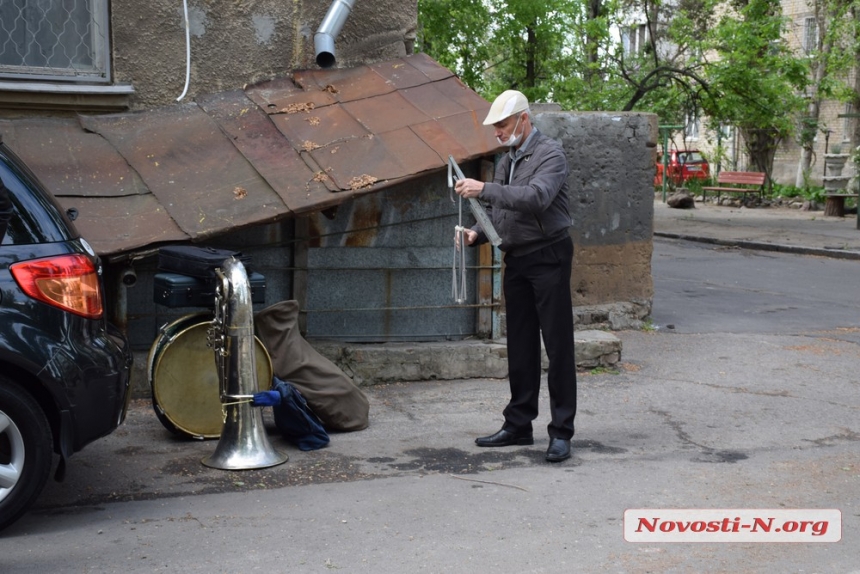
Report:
802,17,819,54
622,24,648,57
0,0,110,83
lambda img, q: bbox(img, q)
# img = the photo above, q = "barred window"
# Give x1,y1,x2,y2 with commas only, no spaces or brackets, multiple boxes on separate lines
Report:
685,113,700,141
802,17,818,54
622,24,648,56
0,0,110,83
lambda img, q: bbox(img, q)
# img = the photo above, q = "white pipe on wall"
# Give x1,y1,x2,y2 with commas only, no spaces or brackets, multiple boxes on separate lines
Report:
176,0,191,101
314,0,356,68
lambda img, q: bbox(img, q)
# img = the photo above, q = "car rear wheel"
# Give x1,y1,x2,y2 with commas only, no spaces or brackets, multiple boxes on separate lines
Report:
0,377,53,532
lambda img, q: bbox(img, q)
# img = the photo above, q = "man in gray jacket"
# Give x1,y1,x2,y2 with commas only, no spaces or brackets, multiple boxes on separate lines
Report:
454,90,576,462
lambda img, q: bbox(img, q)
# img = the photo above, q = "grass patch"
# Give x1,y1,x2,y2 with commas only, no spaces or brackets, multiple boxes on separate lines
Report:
588,366,621,375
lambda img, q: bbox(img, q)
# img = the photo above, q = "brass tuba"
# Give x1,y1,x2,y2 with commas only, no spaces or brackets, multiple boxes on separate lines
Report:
202,257,288,470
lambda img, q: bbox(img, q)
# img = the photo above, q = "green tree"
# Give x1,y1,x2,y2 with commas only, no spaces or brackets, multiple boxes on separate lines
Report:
701,0,808,184
416,0,493,93
481,0,578,100
417,0,812,184
418,0,619,107
611,0,715,114
417,0,721,112
852,1,860,178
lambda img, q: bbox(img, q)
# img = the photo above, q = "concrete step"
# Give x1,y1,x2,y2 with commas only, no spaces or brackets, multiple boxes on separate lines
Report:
132,330,622,397
312,329,622,386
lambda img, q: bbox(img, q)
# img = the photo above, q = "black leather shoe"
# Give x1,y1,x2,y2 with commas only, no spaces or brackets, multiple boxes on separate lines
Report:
546,438,571,462
475,428,534,447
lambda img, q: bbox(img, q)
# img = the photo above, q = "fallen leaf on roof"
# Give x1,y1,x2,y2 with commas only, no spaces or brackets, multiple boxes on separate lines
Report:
280,102,315,114
302,140,321,151
306,116,321,126
312,171,329,183
323,84,339,94
233,186,248,199
348,174,378,190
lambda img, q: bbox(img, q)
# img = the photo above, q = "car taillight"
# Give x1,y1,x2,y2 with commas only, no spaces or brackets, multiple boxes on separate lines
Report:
10,254,104,319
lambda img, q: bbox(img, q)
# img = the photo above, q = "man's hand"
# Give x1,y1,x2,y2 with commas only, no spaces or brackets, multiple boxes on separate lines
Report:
454,228,479,249
454,177,484,199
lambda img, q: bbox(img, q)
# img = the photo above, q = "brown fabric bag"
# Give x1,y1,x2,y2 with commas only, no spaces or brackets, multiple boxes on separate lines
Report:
254,301,369,431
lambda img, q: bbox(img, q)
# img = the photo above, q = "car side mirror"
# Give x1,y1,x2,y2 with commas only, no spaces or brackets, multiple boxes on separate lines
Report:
66,207,78,221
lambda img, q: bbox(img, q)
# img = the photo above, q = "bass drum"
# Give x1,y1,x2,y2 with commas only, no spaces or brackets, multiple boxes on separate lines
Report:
148,313,273,440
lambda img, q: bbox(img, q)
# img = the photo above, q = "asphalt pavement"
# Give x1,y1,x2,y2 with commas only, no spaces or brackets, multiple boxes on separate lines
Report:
1,198,858,573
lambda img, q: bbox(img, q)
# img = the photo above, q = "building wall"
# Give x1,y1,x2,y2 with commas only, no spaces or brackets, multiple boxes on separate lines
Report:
711,0,857,187
773,0,857,187
654,0,857,189
0,0,417,114
112,0,416,110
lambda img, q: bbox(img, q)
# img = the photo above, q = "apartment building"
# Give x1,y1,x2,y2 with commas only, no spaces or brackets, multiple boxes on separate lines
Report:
646,0,857,188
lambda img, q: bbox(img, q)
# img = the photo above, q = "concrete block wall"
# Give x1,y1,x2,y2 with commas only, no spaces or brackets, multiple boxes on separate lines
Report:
536,112,657,328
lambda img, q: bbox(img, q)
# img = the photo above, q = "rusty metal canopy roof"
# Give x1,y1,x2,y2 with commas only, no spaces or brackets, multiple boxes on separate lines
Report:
0,54,497,257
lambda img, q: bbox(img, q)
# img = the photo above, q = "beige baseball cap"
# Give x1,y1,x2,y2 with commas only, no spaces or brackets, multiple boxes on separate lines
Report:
483,90,529,125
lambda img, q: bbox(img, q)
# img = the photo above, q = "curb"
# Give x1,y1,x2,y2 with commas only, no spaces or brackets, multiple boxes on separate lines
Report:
654,232,860,261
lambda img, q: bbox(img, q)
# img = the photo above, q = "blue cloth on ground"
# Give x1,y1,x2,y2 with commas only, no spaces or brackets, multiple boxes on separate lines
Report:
267,377,330,451
251,390,281,407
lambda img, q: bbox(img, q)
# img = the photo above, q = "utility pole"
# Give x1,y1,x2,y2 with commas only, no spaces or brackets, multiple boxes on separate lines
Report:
659,124,684,203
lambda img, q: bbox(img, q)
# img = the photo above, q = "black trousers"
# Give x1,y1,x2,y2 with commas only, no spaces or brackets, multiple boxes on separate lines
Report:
501,236,577,440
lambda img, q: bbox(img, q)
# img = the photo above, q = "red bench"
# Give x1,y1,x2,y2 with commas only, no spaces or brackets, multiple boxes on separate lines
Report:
702,171,766,201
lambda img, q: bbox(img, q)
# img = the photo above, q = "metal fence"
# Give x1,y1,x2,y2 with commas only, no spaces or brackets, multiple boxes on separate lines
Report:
0,0,109,82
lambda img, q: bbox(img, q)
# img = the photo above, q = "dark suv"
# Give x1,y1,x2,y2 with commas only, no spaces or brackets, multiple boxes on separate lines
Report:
0,135,132,532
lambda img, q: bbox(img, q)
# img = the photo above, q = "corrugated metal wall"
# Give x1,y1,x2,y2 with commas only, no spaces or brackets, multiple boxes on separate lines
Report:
302,172,497,341
120,169,500,350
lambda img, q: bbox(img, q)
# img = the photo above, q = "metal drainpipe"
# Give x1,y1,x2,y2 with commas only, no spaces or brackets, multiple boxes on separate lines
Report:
314,0,356,68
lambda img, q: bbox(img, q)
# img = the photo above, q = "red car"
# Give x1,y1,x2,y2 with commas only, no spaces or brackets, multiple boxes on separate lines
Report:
655,149,710,186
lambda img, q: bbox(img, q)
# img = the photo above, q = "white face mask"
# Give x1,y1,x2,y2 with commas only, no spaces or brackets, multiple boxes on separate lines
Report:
496,114,523,147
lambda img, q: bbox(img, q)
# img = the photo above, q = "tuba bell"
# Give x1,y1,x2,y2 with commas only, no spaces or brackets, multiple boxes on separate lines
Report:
202,257,288,470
